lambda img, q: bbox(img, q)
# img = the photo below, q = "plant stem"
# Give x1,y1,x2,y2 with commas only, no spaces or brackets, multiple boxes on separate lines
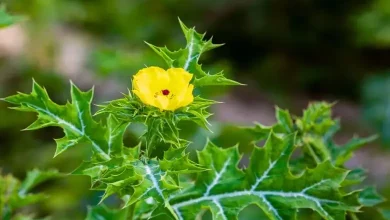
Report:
307,143,321,164
125,202,136,220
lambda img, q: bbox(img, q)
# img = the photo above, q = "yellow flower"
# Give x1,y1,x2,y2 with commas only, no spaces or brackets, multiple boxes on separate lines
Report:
132,67,194,111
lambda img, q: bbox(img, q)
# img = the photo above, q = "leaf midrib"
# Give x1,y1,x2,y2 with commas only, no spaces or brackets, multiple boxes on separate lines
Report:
26,103,110,160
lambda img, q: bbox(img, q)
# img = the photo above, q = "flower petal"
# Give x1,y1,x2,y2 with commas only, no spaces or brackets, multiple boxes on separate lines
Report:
156,96,169,110
179,84,194,108
132,67,194,111
133,90,153,107
167,68,193,84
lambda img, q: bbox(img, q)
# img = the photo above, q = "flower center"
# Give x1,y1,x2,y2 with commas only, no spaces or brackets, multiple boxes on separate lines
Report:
161,89,170,96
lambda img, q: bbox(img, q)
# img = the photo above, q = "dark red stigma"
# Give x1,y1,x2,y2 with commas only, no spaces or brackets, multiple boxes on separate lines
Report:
161,89,170,96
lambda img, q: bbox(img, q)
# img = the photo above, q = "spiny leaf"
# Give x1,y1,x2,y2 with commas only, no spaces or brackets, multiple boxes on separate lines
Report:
242,102,386,220
126,160,180,207
159,147,207,174
72,143,182,217
169,133,361,220
244,102,377,167
95,93,146,122
193,72,242,87
146,19,241,87
358,187,386,207
332,135,378,166
275,107,294,133
72,157,126,186
241,122,274,142
177,96,217,131
3,80,130,161
296,102,336,135
341,168,366,187
106,114,130,156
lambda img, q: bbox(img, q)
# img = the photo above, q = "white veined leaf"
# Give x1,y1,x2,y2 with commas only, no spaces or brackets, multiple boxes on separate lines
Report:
169,133,361,220
3,80,129,161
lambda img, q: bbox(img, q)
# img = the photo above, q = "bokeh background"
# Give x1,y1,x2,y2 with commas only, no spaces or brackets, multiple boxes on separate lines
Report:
0,0,389,219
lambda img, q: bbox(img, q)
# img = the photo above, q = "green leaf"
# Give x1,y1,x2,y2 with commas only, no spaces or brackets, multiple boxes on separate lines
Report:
302,136,331,165
341,168,366,187
125,160,180,207
193,72,242,87
241,122,274,142
95,93,146,122
106,114,130,157
241,102,386,219
169,133,361,220
296,102,336,135
72,143,181,217
243,102,377,167
0,170,60,219
275,107,294,133
133,198,156,219
19,169,60,195
3,80,130,161
159,147,207,174
9,194,47,209
0,5,24,28
177,97,217,131
146,19,241,87
358,187,386,207
332,135,378,166
86,205,128,220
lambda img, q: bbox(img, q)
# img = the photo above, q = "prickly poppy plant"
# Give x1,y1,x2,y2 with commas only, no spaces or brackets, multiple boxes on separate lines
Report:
3,20,388,220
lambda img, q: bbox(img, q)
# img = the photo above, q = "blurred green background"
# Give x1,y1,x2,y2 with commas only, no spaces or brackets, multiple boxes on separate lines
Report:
0,0,389,219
